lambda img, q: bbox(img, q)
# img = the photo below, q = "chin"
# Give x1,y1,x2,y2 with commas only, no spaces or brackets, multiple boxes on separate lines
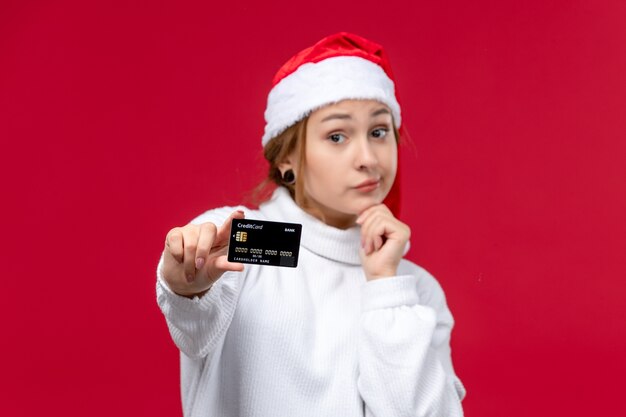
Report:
347,196,386,214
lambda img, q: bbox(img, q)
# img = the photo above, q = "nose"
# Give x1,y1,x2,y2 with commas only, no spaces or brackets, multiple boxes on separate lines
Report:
354,136,378,170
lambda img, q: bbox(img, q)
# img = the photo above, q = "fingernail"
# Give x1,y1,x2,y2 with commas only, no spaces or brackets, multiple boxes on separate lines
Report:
186,274,194,283
195,258,205,269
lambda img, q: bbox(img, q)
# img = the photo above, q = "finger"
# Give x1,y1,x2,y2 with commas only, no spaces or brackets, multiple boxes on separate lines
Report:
360,218,373,254
364,233,384,255
182,226,199,282
371,216,410,255
362,228,377,255
372,234,384,252
165,228,184,263
363,238,372,255
356,205,377,225
215,210,246,247
360,210,382,244
195,222,217,270
356,203,391,225
361,215,387,255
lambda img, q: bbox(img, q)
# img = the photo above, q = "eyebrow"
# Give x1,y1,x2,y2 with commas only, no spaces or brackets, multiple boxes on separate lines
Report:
320,107,391,123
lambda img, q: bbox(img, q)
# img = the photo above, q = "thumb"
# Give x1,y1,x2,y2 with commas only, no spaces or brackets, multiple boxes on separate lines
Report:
215,210,246,246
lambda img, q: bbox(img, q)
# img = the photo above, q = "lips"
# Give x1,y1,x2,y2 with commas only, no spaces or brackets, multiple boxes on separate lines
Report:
354,178,381,192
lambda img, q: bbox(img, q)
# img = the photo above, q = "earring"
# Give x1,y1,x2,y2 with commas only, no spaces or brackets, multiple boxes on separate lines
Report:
282,169,295,185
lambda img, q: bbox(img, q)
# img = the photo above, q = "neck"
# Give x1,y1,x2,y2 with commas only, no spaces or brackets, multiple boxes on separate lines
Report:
300,196,357,230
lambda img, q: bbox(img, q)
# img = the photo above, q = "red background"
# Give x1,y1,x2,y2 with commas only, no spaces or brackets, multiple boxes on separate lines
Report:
2,1,625,416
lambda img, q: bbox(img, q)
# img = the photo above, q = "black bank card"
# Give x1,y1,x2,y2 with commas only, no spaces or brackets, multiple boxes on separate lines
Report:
227,218,302,268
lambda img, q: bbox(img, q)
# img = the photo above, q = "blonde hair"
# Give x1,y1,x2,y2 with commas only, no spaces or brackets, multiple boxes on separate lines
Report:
251,117,310,209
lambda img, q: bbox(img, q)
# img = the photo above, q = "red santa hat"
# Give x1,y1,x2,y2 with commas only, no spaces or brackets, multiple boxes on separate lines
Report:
262,32,403,215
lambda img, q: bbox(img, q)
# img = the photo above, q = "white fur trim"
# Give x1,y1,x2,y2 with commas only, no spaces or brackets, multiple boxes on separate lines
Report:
262,56,401,146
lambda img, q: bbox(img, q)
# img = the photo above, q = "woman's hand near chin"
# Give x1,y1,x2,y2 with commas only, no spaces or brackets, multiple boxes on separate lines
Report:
356,204,411,281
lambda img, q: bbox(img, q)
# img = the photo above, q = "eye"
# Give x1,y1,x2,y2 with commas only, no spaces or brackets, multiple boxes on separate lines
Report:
328,133,346,143
371,127,389,139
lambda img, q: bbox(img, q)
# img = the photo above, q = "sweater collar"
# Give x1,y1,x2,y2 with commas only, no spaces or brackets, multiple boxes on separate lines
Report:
258,187,363,265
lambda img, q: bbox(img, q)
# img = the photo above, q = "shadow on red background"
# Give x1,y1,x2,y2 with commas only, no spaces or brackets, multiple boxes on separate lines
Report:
1,1,625,416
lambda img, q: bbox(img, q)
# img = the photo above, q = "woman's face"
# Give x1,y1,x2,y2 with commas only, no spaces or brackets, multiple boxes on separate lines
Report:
291,99,398,229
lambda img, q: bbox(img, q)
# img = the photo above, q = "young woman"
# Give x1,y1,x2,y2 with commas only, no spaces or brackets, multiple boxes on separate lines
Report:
157,32,466,417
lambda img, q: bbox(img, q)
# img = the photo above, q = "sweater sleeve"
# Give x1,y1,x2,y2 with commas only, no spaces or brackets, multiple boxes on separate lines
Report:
155,205,248,359
357,266,466,417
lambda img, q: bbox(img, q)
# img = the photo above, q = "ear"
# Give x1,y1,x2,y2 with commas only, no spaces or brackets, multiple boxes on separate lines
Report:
278,153,296,176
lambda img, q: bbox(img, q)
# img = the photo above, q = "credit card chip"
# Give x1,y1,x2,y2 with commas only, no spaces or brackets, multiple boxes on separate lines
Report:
235,231,248,242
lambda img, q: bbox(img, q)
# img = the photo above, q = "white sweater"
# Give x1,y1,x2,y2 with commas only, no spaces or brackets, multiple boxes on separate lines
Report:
156,187,466,417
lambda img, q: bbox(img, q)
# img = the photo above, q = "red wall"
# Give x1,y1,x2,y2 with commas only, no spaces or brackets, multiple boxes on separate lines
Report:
2,1,625,415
